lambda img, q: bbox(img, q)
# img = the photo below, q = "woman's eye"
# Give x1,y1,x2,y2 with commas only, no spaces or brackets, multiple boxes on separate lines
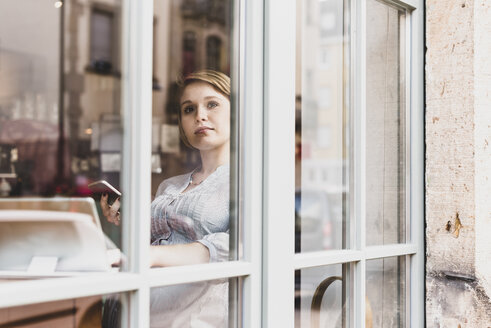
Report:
207,101,218,109
183,106,194,114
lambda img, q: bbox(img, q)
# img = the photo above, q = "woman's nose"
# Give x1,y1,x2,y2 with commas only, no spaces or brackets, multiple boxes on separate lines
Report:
195,106,207,121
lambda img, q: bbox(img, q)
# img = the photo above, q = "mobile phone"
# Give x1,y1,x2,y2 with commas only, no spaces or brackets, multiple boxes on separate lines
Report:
88,180,121,205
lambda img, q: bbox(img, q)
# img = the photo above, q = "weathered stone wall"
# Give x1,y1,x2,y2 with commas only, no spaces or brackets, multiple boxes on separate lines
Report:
426,0,491,326
473,0,491,304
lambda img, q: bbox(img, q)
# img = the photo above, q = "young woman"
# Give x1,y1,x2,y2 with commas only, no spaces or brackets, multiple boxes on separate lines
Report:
101,70,231,327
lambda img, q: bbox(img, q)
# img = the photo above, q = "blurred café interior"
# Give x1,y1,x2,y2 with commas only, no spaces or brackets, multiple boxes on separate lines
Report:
0,0,231,247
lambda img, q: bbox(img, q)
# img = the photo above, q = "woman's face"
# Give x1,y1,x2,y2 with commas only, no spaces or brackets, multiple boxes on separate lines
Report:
180,81,230,152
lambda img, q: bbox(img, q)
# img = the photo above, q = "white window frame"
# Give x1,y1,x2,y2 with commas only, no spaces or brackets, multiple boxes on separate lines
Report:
262,0,424,326
0,0,424,327
0,0,263,326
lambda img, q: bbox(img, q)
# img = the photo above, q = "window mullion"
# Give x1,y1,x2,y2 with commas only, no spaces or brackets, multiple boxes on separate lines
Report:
239,0,264,326
262,0,296,326
409,2,425,327
353,0,367,326
121,0,153,326
0,274,141,308
365,244,417,259
405,12,413,328
146,262,252,288
294,250,363,270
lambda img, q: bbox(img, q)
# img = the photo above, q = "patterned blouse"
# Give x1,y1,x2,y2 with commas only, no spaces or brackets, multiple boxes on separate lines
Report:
149,165,229,328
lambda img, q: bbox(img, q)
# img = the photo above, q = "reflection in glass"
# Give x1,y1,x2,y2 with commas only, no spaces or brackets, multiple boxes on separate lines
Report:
151,0,235,270
366,257,406,327
0,0,124,266
365,0,406,246
150,278,238,327
295,264,349,328
152,0,231,186
0,1,61,196
0,293,126,328
147,9,236,328
296,0,350,253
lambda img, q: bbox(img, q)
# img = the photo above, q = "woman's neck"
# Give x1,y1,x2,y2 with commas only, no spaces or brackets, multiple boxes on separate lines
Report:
198,144,230,176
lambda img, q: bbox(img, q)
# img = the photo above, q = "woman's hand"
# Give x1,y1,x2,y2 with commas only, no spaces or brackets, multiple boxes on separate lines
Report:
101,194,121,226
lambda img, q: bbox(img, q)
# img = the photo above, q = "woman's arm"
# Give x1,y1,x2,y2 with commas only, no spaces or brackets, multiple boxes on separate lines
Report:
149,242,210,267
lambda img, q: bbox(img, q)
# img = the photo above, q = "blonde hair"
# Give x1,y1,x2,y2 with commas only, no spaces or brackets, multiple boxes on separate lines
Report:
177,70,231,148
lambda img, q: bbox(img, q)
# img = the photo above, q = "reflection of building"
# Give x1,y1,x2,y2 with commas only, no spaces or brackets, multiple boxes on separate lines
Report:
0,0,231,196
297,0,347,191
296,2,350,325
0,1,65,195
178,0,230,73
153,0,231,191
161,0,230,124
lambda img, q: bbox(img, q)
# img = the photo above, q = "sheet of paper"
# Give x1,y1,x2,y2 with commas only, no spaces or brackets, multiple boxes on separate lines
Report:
27,256,58,274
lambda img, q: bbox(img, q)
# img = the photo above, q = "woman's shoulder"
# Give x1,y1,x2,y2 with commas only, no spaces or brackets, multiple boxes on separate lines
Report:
155,171,192,196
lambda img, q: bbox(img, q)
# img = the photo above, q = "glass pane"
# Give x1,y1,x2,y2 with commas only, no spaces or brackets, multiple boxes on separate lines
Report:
150,277,239,327
0,1,124,275
365,0,407,245
0,293,127,328
295,0,351,253
366,257,406,327
295,264,349,328
150,0,236,268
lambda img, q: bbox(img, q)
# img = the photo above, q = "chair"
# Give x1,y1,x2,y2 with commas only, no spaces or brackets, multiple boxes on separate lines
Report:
310,276,373,328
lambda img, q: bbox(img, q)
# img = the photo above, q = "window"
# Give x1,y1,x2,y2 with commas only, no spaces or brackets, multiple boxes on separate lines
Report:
0,0,424,326
265,0,424,325
150,1,239,325
182,31,197,77
89,7,117,74
207,36,222,71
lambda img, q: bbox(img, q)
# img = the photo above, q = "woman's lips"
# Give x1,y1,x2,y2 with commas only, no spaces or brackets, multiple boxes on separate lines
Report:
194,126,213,134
